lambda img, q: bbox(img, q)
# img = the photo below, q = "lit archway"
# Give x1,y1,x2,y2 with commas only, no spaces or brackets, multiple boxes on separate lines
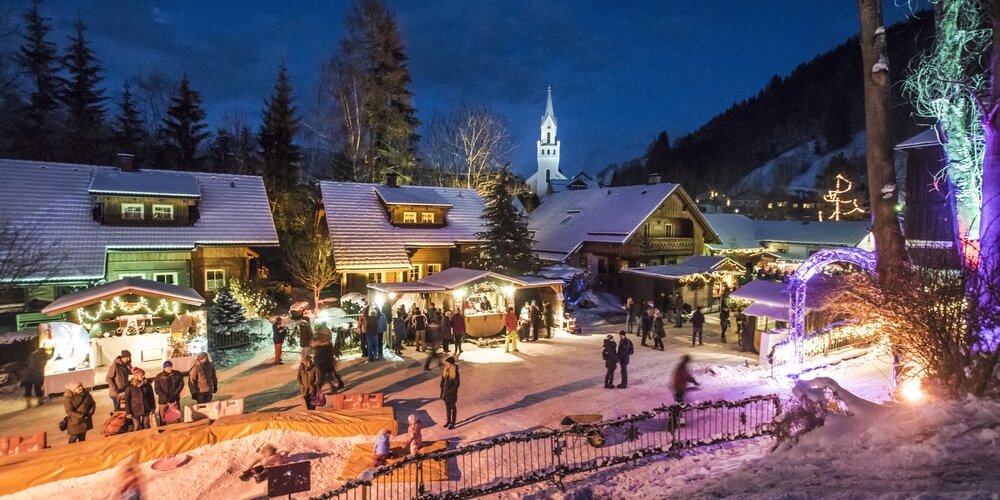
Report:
787,248,877,368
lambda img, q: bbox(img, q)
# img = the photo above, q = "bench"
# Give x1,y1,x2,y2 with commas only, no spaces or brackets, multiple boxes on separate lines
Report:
331,392,384,410
16,312,66,331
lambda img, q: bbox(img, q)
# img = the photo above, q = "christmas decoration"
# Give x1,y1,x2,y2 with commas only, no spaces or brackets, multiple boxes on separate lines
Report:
476,167,536,275
208,289,248,336
76,296,182,326
820,174,866,221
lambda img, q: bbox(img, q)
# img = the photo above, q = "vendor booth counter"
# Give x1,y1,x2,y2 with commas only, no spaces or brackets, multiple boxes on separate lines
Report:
464,313,504,337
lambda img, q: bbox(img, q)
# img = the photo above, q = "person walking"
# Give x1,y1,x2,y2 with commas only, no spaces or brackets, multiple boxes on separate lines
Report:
189,352,218,404
153,361,183,423
63,381,95,443
624,297,635,334
529,301,542,341
652,309,666,350
21,346,52,408
601,335,618,389
376,307,387,360
296,312,313,360
105,350,132,412
542,300,554,338
392,308,407,356
313,331,344,393
451,308,466,354
271,316,287,365
673,292,684,328
691,307,705,346
411,306,427,353
719,304,731,343
672,355,700,402
616,330,634,388
440,356,460,429
639,305,652,346
297,355,321,410
423,320,446,371
441,309,454,353
503,306,519,353
364,308,381,362
122,368,154,431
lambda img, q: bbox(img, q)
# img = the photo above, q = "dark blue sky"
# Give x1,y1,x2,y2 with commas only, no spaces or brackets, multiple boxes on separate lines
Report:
12,1,922,178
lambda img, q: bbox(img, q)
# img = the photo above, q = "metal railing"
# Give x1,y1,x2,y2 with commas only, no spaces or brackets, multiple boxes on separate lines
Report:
315,394,781,500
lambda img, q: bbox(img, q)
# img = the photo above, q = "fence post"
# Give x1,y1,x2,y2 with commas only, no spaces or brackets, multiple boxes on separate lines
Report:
416,458,425,496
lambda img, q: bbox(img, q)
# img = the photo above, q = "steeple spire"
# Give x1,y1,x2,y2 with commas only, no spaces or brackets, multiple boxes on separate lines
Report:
544,85,554,122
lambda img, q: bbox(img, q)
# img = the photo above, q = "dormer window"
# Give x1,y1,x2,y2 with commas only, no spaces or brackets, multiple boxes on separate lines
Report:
421,212,435,223
152,204,174,220
403,212,417,224
121,203,144,220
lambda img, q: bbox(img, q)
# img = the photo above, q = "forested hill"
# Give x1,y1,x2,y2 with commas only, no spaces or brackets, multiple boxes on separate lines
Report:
644,12,935,194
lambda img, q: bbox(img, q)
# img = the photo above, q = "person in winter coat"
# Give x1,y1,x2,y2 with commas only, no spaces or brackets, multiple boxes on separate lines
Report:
423,317,446,371
364,308,381,362
673,293,684,328
691,307,705,346
122,368,155,430
312,331,344,393
529,301,542,341
63,381,95,443
624,297,635,334
440,356,460,429
602,335,618,389
189,352,218,404
392,309,407,355
297,315,314,359
616,330,634,388
105,350,132,411
503,307,519,353
719,304,731,343
441,310,453,353
639,306,652,346
652,309,666,350
451,309,466,354
542,301,554,338
405,414,423,455
297,356,321,410
411,306,427,352
21,347,52,408
376,308,387,360
153,361,184,422
672,355,700,402
271,316,287,365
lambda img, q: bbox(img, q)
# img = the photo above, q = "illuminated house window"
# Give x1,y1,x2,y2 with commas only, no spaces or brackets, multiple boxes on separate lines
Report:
205,269,226,291
152,204,174,220
408,265,422,282
421,212,435,223
426,264,441,276
121,203,144,220
368,272,383,284
403,212,417,223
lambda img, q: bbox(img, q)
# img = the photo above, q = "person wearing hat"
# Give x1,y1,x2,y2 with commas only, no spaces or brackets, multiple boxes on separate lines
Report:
616,330,635,388
122,368,154,431
189,352,218,404
439,356,460,429
297,355,321,410
601,334,618,389
154,361,184,424
105,350,132,412
63,381,95,443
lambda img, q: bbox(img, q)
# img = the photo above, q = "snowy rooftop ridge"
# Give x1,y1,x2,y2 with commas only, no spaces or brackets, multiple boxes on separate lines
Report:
89,168,201,198
0,159,279,282
320,181,486,271
704,214,871,251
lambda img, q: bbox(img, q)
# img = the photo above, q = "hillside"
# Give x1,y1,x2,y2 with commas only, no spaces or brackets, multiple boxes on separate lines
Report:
647,12,935,195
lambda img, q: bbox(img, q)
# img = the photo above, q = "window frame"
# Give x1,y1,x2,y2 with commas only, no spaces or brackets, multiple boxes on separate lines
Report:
153,272,178,285
407,264,423,282
121,203,144,220
204,269,226,291
118,272,146,280
367,272,383,284
426,264,441,276
152,204,175,221
663,223,673,238
402,211,418,224
420,212,435,224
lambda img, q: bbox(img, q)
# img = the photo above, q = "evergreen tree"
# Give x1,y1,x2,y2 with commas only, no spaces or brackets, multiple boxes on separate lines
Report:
160,75,209,170
210,120,258,175
366,10,419,179
643,131,670,178
476,167,535,275
208,289,247,336
112,81,147,159
259,63,300,193
13,0,62,160
61,20,105,163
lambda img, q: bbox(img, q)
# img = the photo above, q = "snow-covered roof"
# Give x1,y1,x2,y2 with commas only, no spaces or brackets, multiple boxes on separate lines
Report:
705,214,871,250
320,182,485,271
367,266,561,294
0,159,279,282
550,172,601,194
374,185,453,207
42,277,205,315
421,267,491,289
743,302,790,321
89,169,201,198
622,256,745,280
729,277,848,311
528,183,718,262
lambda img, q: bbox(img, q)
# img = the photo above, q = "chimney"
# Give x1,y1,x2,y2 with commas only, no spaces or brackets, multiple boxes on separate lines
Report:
648,173,661,185
385,171,399,188
115,153,136,172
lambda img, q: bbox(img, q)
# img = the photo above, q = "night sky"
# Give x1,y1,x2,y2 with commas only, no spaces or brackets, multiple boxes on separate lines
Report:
10,1,923,178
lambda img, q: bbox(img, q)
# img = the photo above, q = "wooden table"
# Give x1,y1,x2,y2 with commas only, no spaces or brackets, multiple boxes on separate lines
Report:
42,368,95,396
91,333,170,368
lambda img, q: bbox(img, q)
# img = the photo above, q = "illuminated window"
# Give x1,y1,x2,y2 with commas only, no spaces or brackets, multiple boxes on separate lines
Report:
421,212,435,223
426,264,441,276
152,204,174,220
367,272,383,284
768,202,774,209
407,265,422,282
205,269,226,291
403,212,417,223
121,203,144,220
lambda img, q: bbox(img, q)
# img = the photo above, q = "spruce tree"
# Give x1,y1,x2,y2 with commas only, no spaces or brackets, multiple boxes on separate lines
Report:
112,82,147,159
259,64,300,193
61,20,105,163
644,131,670,178
476,167,535,275
208,289,247,336
160,75,209,170
367,11,419,180
210,121,258,174
14,0,62,160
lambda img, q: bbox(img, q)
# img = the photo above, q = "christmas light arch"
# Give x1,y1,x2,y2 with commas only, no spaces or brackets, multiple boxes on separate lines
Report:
786,248,877,369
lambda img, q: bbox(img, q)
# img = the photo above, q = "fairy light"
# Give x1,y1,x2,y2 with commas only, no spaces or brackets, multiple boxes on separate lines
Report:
76,296,182,325
822,174,866,221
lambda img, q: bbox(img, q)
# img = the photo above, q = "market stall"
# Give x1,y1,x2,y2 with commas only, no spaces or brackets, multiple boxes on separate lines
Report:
368,268,563,338
38,278,206,383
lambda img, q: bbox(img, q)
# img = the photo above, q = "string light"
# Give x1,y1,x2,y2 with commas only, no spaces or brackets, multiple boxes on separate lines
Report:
821,174,866,221
76,296,182,325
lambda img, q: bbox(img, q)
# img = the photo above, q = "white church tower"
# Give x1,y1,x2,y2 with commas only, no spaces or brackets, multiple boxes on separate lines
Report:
527,86,566,198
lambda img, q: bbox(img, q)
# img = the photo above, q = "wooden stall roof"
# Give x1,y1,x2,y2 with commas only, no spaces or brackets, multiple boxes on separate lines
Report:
42,277,205,315
367,267,563,294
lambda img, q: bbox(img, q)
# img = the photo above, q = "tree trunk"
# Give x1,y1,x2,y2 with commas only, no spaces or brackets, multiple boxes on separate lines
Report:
977,0,1000,323
857,0,910,280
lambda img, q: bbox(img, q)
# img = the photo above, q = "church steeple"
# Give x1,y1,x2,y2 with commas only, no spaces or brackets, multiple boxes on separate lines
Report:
533,86,563,198
542,86,556,127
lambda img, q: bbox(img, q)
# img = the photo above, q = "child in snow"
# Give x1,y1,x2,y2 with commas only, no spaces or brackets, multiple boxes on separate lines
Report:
239,444,289,483
405,414,423,456
372,428,392,467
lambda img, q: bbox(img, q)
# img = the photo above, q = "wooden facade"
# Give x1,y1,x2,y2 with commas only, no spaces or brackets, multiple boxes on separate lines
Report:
93,195,198,226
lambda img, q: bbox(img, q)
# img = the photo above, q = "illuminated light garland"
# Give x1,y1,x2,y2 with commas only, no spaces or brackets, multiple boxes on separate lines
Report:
821,174,866,221
76,296,183,324
678,271,732,285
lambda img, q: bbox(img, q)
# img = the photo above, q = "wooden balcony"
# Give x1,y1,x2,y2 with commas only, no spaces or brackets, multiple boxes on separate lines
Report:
645,237,694,253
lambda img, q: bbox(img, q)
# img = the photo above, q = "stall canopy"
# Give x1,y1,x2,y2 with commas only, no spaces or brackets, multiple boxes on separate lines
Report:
368,267,563,294
42,277,205,316
622,255,745,280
